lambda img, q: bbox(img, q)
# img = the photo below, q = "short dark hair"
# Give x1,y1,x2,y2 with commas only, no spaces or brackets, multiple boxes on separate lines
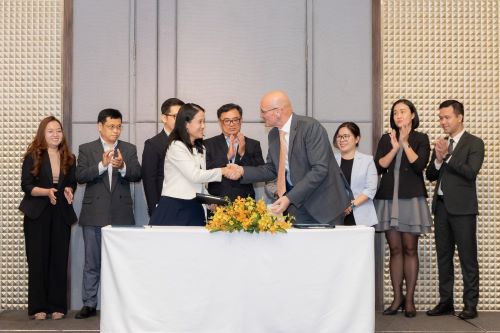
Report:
166,103,205,154
439,100,464,121
389,99,420,131
161,98,185,115
333,122,361,148
97,108,122,124
217,103,242,119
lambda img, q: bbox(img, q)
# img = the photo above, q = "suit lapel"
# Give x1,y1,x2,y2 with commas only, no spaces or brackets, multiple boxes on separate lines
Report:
437,132,469,189
288,114,298,163
57,164,65,190
160,130,168,145
352,151,362,186
92,139,111,192
40,151,53,185
450,131,469,157
217,133,230,162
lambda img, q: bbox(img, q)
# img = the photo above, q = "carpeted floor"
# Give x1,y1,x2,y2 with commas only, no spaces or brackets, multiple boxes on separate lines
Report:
1,310,499,332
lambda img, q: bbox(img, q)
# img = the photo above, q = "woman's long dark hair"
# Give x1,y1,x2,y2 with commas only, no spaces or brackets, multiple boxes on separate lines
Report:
166,103,205,154
24,116,75,176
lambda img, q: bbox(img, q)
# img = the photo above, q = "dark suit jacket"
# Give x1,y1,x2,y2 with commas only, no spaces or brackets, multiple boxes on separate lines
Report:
426,131,484,215
19,151,78,224
204,133,264,200
76,139,141,226
141,130,168,216
374,130,430,199
242,114,350,224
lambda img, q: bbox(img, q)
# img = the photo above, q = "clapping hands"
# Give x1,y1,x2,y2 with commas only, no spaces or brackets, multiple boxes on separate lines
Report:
388,129,400,151
222,163,243,180
434,137,448,162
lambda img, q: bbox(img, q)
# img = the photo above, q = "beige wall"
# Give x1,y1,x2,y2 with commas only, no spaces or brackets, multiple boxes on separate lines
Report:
0,0,64,310
381,0,500,310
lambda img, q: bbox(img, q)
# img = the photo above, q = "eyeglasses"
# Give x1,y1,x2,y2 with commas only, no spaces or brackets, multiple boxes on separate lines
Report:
260,107,281,114
336,134,351,141
221,118,241,125
166,113,177,119
104,124,122,131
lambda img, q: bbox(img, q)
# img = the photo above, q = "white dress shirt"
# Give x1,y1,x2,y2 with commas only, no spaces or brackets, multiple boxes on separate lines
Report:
97,138,126,188
279,115,293,186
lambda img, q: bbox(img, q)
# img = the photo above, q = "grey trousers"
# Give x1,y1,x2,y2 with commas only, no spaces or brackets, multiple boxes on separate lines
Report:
81,225,102,308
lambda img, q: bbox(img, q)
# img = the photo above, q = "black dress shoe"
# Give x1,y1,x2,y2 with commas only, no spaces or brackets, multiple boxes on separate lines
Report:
74,306,96,319
458,307,477,320
404,309,417,318
426,302,454,316
382,299,405,315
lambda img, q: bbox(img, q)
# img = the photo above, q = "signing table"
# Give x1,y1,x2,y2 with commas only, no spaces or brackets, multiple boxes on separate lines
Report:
100,226,374,333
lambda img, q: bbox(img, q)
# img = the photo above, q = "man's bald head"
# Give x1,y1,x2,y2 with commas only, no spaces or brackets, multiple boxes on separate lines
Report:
259,90,293,128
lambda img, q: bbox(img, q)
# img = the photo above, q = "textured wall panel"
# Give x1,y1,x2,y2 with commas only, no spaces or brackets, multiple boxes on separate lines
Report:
382,0,499,310
0,0,63,310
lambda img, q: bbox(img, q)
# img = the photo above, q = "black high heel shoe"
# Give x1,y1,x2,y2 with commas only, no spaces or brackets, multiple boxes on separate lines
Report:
404,301,417,318
382,298,405,315
404,309,416,318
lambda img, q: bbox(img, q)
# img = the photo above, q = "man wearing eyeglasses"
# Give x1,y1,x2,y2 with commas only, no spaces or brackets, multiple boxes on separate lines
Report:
141,98,185,216
233,90,350,225
204,103,264,201
75,108,141,319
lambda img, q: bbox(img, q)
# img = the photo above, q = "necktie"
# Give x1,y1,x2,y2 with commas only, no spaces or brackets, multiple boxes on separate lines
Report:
227,138,236,162
448,138,454,155
277,130,287,197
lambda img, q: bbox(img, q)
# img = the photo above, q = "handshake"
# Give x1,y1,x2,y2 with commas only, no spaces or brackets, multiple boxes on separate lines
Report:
222,163,244,180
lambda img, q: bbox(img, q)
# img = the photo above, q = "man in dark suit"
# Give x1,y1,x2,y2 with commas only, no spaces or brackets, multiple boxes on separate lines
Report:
233,90,350,225
426,100,484,320
141,98,184,216
74,109,141,319
205,103,264,201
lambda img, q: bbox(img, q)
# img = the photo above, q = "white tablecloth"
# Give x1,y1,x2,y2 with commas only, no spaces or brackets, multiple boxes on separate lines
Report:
100,226,375,333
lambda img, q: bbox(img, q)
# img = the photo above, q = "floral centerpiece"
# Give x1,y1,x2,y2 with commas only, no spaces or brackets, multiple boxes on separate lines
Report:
206,196,293,233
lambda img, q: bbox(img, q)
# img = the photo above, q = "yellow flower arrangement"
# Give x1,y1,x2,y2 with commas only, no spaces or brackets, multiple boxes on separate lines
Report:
206,196,294,233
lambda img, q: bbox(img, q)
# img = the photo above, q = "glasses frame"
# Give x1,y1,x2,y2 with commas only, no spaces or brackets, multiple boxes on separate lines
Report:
336,134,352,142
221,117,241,125
104,124,122,131
260,106,281,114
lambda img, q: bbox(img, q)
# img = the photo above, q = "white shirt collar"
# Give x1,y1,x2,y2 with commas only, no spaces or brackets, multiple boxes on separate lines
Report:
279,114,293,134
449,128,466,144
100,137,118,149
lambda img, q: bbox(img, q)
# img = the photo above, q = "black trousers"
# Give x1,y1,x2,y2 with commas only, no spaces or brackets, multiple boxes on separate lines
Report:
434,198,479,307
23,204,71,315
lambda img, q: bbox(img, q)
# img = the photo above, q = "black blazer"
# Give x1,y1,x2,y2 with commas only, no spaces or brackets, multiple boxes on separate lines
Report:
141,130,168,216
374,130,430,199
204,133,264,200
426,131,484,215
19,151,78,224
